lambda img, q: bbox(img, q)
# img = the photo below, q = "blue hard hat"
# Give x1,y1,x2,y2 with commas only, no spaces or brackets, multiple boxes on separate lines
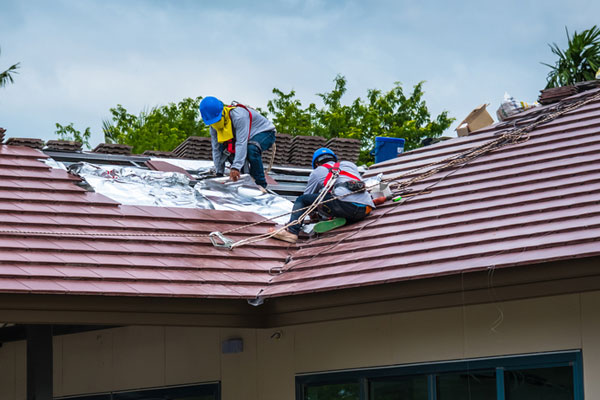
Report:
312,147,337,169
199,96,224,125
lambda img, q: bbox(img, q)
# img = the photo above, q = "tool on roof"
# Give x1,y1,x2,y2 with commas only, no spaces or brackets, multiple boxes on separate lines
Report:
371,182,393,205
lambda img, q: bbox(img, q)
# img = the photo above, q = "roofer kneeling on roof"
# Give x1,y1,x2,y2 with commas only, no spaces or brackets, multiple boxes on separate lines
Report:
200,96,276,189
272,148,375,243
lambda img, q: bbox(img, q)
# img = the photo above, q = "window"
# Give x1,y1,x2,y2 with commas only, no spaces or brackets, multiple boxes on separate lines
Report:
55,383,220,400
370,375,427,400
437,370,496,400
296,351,582,400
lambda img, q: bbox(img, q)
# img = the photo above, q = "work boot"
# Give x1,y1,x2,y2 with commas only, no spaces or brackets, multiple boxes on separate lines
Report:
270,228,298,244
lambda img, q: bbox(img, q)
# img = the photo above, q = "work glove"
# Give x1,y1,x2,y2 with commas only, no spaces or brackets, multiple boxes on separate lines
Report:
229,168,240,182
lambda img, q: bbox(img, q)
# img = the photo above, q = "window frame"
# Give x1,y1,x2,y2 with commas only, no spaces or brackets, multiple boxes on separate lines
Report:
295,350,583,400
54,382,221,400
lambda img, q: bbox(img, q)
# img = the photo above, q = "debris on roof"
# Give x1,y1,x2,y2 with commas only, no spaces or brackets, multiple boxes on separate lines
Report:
456,104,494,136
496,93,539,121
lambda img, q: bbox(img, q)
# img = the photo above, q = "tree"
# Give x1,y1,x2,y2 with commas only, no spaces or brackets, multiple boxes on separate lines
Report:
266,88,316,136
102,97,208,154
267,75,454,164
54,122,92,149
543,25,600,89
0,46,20,88
355,81,453,154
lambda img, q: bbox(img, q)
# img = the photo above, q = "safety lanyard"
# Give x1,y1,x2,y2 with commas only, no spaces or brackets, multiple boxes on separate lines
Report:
225,103,253,154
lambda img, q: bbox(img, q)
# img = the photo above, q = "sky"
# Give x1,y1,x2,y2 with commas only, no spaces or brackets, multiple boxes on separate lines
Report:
1,0,599,149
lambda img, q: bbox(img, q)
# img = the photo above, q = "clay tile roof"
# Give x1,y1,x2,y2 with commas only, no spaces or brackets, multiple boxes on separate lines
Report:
2,88,600,301
142,150,177,158
5,137,44,149
0,145,291,299
262,133,293,166
45,140,83,152
288,135,327,166
92,143,132,155
172,136,212,160
260,88,600,297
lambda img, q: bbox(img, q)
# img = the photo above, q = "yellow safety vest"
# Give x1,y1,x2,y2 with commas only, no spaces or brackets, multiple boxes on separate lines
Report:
212,106,236,143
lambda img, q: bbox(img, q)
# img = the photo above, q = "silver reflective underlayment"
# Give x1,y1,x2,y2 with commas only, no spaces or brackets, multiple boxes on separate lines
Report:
47,159,293,225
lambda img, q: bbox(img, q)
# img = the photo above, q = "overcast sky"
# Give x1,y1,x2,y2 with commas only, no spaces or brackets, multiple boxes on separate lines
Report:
1,0,599,149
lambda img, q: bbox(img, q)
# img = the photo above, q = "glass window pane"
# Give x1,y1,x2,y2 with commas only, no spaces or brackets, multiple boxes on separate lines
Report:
370,375,428,400
305,382,360,400
437,370,496,400
505,366,573,400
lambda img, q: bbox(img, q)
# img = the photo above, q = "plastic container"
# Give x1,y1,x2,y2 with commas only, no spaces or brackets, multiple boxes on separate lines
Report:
374,137,405,163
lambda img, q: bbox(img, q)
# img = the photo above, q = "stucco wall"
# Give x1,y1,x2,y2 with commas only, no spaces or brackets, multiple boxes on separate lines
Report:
1,291,599,400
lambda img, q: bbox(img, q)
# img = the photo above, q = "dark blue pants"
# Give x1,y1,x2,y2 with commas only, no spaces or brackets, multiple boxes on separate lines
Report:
247,130,275,188
287,193,367,235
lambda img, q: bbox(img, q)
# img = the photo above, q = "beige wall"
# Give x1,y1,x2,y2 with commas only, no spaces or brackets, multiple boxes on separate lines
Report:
1,291,598,400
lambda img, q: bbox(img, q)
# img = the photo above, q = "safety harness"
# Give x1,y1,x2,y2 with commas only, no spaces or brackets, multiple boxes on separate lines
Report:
322,162,366,193
222,103,253,155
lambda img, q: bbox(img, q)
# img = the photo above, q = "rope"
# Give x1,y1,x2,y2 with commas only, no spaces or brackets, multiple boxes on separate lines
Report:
228,170,339,249
2,90,599,245
266,141,276,174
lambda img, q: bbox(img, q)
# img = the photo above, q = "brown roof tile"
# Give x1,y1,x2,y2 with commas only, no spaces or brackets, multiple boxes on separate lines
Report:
92,143,132,155
0,146,290,299
2,89,600,301
261,88,600,297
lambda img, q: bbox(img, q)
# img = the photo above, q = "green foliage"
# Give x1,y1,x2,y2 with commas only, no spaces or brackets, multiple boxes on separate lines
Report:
543,25,600,89
54,122,91,149
102,97,208,154
53,77,453,163
0,46,20,88
267,75,454,164
266,88,316,136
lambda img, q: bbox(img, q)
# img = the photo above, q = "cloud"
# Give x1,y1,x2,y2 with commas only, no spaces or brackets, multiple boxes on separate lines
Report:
1,0,600,148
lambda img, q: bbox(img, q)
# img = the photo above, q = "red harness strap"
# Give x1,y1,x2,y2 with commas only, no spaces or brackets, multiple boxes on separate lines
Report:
224,104,253,154
322,162,361,186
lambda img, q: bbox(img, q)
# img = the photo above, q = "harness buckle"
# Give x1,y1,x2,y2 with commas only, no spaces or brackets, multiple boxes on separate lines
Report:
209,231,235,250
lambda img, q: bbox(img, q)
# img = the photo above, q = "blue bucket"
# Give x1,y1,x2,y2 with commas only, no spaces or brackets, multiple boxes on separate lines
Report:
374,137,405,163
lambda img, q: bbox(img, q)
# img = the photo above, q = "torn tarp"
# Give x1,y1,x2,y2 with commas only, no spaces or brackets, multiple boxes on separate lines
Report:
65,162,293,224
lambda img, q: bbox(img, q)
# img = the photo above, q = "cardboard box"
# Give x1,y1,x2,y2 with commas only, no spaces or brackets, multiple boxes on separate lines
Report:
455,104,494,136
456,123,469,137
